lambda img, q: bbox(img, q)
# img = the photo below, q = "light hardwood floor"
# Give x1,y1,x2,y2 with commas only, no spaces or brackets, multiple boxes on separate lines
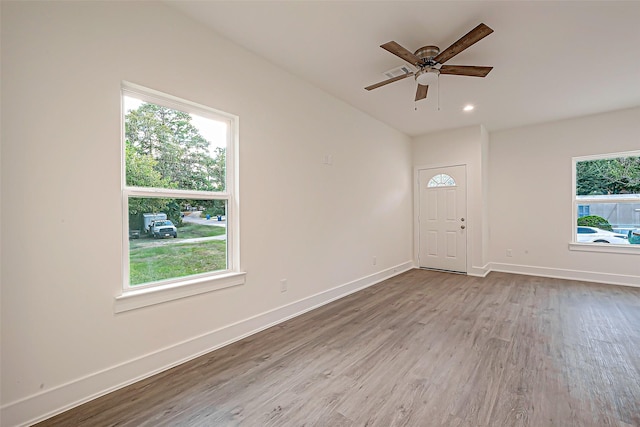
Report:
36,270,640,426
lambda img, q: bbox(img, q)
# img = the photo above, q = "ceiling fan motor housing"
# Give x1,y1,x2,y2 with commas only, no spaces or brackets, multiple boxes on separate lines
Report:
415,45,440,63
414,45,441,84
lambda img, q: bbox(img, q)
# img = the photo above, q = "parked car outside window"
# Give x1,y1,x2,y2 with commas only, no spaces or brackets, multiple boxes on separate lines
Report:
628,229,640,245
577,226,629,244
150,220,178,239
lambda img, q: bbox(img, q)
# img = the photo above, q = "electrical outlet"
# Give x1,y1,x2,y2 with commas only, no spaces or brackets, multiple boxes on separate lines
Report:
506,249,513,257
280,279,287,293
372,256,377,265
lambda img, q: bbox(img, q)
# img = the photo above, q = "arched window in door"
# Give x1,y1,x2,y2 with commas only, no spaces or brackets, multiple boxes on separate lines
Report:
427,173,456,187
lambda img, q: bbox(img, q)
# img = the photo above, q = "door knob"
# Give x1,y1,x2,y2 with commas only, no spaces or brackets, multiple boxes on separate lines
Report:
461,225,466,230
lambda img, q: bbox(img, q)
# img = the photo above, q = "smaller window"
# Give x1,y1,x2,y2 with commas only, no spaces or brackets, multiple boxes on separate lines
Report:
428,173,456,187
577,205,590,218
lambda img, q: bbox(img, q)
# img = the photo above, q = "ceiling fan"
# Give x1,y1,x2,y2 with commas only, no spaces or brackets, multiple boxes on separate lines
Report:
365,23,494,102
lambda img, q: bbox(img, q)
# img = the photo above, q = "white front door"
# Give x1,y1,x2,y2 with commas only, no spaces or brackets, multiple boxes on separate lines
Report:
418,165,467,273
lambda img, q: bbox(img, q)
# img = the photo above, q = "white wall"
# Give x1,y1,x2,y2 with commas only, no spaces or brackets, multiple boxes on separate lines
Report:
412,125,489,275
0,2,413,425
489,107,640,284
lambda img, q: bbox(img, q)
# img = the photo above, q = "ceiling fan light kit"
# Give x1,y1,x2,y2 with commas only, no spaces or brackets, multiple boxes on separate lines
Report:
415,68,439,85
365,23,494,104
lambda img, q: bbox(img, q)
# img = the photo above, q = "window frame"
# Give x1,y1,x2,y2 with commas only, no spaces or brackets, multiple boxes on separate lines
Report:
116,82,243,312
569,150,640,254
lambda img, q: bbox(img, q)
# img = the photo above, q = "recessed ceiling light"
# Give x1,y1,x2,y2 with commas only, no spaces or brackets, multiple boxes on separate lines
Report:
463,105,475,112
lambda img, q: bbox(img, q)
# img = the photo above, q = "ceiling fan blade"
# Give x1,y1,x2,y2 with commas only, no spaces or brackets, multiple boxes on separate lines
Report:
380,41,421,66
439,65,493,77
415,84,429,101
433,23,493,64
365,72,413,91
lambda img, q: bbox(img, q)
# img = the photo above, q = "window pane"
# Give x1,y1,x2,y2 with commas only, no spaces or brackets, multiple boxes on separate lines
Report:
427,173,456,187
575,202,640,245
128,197,227,286
124,96,227,192
576,156,640,196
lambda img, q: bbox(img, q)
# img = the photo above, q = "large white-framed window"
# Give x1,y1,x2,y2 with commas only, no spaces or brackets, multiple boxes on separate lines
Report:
570,151,640,254
116,82,243,312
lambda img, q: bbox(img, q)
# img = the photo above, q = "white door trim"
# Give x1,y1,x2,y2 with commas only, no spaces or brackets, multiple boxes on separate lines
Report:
413,163,469,273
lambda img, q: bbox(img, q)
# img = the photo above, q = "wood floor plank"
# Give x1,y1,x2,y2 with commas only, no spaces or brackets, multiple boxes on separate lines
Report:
35,270,640,427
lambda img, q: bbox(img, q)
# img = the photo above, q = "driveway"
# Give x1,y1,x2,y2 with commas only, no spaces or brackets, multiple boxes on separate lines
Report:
182,211,226,228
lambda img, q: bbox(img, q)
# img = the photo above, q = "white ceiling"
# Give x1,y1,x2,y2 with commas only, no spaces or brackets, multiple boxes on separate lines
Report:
166,1,640,137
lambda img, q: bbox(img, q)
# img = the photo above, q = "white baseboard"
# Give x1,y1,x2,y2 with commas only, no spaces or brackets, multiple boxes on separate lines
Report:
1,261,414,427
412,264,490,278
489,262,640,288
467,264,491,277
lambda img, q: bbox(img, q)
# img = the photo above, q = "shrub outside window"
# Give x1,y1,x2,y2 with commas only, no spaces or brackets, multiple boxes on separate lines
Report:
122,83,238,290
573,152,640,246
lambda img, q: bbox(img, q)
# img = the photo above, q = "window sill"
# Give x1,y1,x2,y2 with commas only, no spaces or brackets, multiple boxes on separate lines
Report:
115,271,246,313
568,243,640,255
